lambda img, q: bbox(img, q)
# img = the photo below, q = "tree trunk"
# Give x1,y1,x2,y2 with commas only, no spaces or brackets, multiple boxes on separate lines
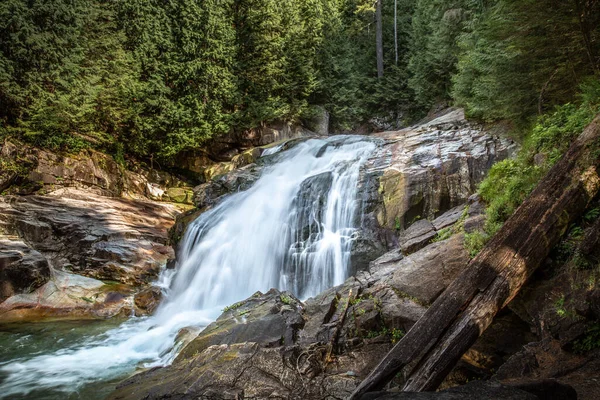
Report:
394,0,398,66
376,0,384,78
350,115,600,399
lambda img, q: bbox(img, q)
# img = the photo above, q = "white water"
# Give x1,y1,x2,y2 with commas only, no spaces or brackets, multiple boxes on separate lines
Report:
0,135,377,399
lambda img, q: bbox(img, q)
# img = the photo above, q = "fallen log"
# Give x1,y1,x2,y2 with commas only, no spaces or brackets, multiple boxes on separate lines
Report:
350,115,600,398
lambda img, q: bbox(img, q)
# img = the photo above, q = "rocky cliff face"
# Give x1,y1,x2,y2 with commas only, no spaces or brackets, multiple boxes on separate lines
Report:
0,140,194,203
372,109,516,231
0,188,179,322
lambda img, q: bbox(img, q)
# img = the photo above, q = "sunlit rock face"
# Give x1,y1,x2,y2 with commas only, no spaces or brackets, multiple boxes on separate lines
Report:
0,188,178,322
373,108,517,231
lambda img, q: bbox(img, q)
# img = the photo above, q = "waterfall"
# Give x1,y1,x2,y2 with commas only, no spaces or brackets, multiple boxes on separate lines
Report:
0,135,378,399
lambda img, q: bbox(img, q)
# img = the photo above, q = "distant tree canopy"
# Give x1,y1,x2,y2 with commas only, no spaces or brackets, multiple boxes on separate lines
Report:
0,0,598,161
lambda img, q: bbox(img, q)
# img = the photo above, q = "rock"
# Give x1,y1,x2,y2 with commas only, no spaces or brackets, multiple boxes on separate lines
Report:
0,188,177,287
176,289,305,361
380,234,470,305
1,139,194,202
231,148,261,169
204,162,235,181
432,205,467,231
0,238,51,301
0,270,133,322
361,381,539,399
398,219,436,255
168,208,204,246
193,180,229,208
165,187,192,204
374,110,517,231
134,286,162,316
494,339,600,400
303,106,330,136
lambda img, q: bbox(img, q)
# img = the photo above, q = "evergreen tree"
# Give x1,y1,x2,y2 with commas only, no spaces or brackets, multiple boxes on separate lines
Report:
407,0,474,109
453,0,600,121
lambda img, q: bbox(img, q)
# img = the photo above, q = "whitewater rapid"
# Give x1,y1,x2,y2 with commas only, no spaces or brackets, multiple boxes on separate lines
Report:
0,135,378,398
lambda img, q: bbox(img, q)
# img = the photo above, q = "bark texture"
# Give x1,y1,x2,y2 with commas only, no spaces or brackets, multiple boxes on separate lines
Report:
376,0,384,78
351,115,600,398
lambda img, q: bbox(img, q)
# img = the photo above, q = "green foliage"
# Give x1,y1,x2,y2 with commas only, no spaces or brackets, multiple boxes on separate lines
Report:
453,0,600,121
573,323,600,354
365,327,405,344
280,294,294,306
555,295,568,318
1,0,598,162
464,230,489,258
432,227,453,242
479,83,600,232
408,0,478,109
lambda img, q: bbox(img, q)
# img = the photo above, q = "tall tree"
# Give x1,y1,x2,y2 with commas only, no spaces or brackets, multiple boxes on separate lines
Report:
453,0,600,121
376,0,384,77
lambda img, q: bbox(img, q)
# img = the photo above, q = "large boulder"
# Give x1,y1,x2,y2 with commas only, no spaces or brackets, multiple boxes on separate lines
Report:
381,234,470,305
176,289,305,361
0,270,134,321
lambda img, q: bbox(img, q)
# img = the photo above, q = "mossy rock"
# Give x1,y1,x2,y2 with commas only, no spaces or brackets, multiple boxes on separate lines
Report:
166,187,193,204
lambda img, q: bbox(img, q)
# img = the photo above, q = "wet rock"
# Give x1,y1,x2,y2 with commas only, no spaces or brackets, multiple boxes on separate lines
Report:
193,180,229,208
134,286,162,316
290,171,334,240
0,238,51,301
168,208,204,246
398,219,436,255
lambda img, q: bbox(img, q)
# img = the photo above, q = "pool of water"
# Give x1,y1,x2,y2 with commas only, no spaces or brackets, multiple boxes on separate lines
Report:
0,319,140,400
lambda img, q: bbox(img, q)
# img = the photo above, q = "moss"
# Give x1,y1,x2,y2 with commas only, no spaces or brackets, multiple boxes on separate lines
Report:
279,294,294,305
223,301,246,313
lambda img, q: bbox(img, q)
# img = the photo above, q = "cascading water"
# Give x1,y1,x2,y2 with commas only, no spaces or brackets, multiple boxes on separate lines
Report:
0,135,379,399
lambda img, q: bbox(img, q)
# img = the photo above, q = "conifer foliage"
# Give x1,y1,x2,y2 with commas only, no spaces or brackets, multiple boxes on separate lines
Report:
0,0,598,161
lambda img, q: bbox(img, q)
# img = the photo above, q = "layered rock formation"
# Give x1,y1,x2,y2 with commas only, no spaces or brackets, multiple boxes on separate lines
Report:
372,108,516,230
0,188,178,322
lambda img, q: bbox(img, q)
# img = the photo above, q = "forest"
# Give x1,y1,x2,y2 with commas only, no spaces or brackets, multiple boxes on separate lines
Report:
1,0,599,162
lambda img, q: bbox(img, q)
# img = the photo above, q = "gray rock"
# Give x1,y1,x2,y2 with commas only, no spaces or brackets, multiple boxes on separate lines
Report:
399,219,436,255
176,289,305,362
381,235,469,305
0,239,51,301
432,205,466,231
373,109,517,231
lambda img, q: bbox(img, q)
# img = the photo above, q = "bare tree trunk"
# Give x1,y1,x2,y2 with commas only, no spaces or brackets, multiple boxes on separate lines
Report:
350,115,600,399
394,0,398,66
376,0,384,78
